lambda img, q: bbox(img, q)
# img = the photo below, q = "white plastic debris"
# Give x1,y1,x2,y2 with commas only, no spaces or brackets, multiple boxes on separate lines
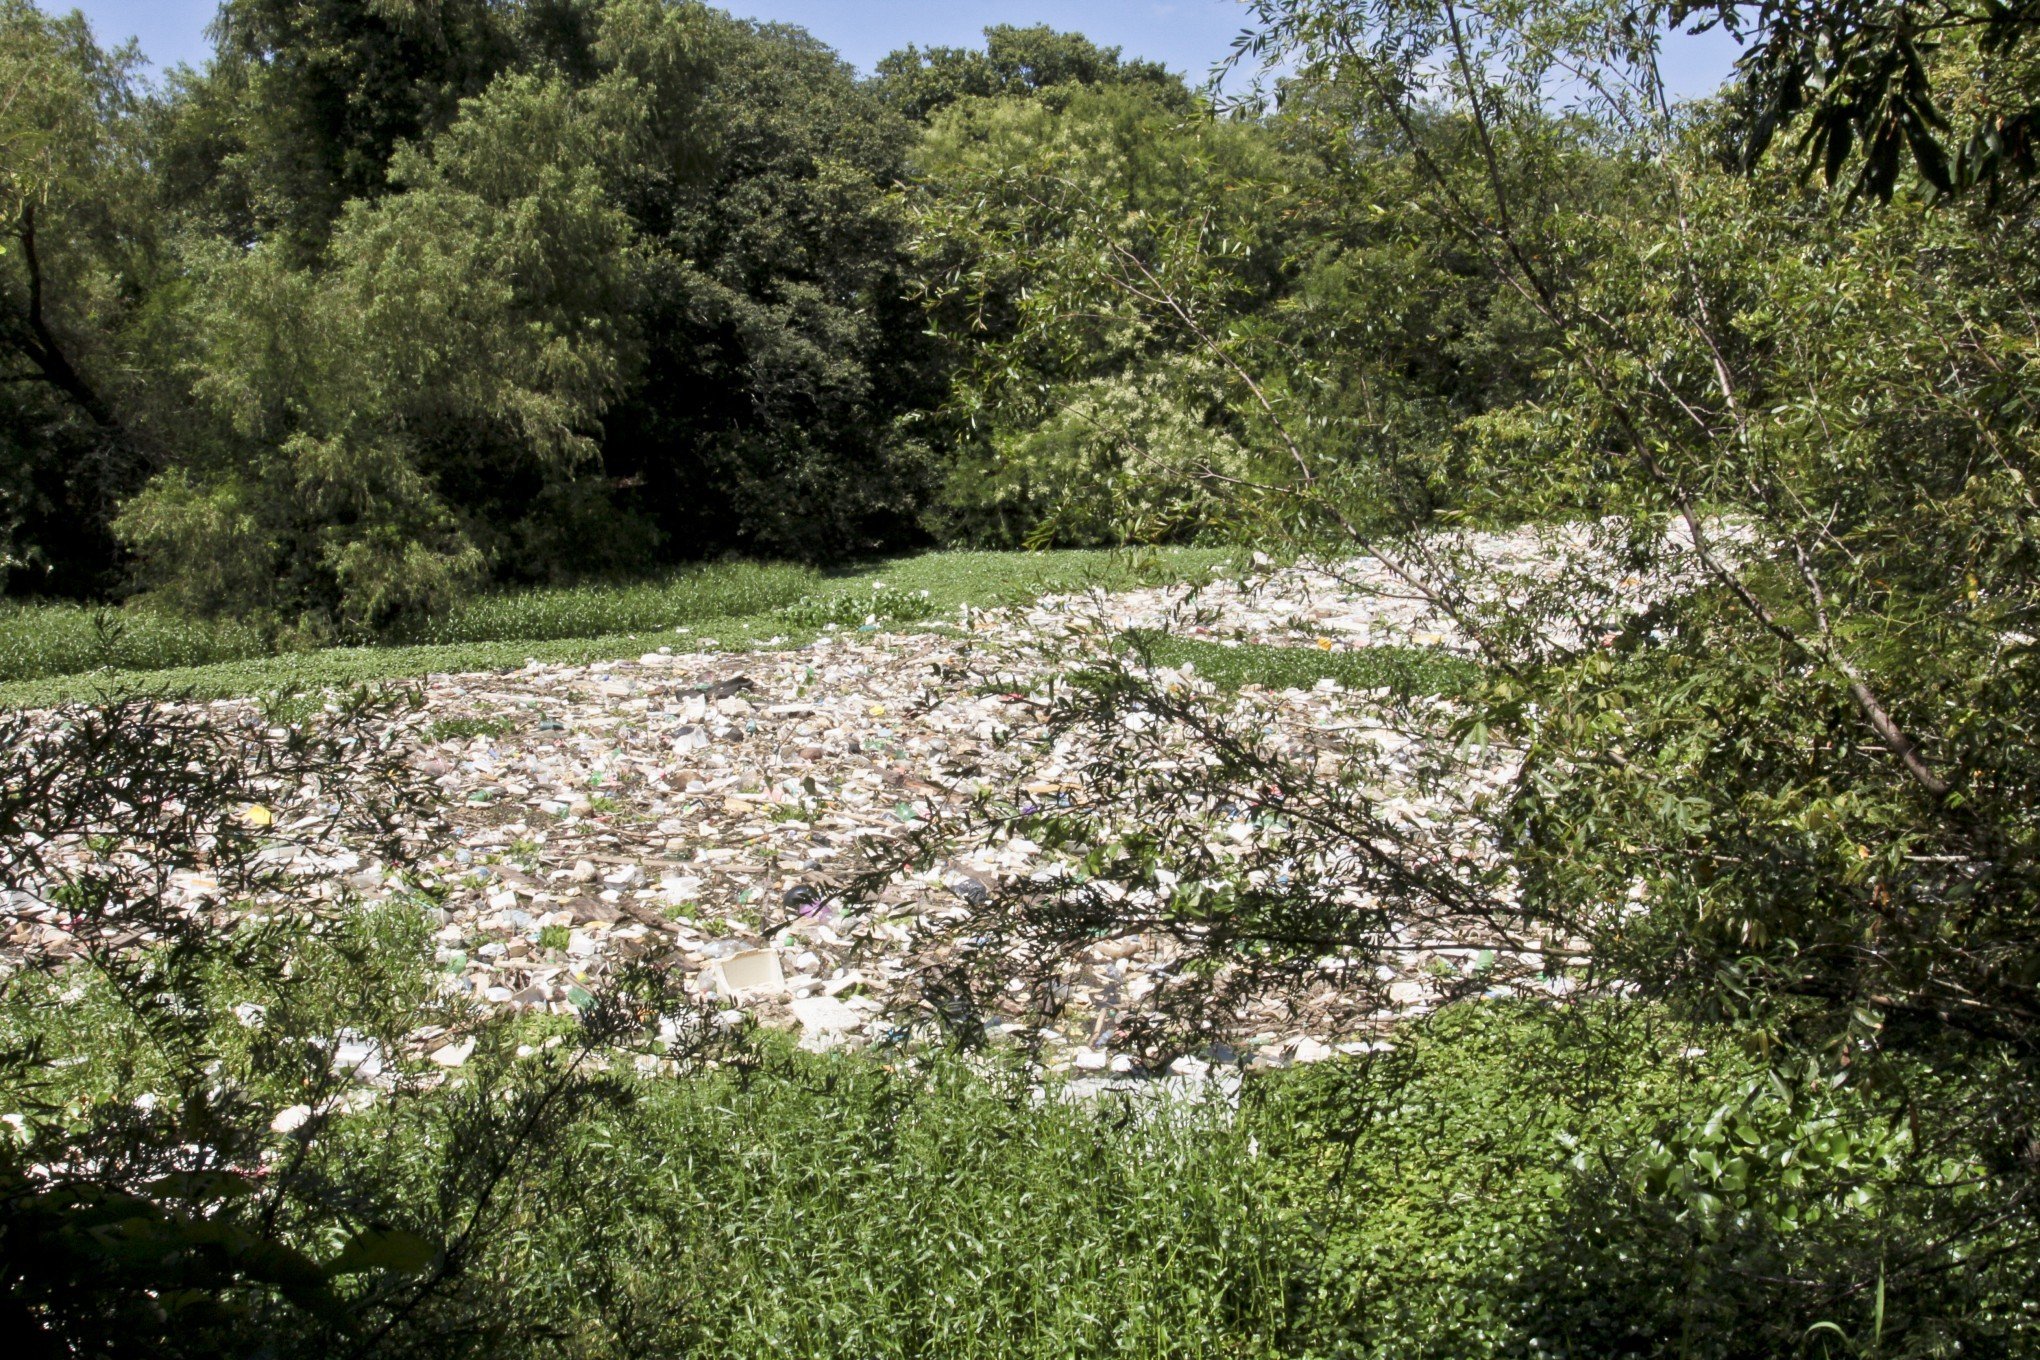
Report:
430,1037,477,1068
714,949,786,998
270,1104,314,1134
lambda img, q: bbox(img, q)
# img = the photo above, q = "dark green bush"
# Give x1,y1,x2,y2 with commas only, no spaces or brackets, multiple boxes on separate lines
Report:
1257,1004,2037,1360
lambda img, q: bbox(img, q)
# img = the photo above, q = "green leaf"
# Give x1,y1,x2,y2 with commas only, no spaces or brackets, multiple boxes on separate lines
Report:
327,1226,439,1277
144,1170,261,1202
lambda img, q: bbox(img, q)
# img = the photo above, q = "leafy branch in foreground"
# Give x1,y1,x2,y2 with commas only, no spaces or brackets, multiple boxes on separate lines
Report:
907,0,2040,1345
844,615,1524,1061
1671,0,2040,202
0,691,722,1356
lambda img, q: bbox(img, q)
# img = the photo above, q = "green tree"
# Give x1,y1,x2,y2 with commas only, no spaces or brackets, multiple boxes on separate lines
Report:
874,23,1194,122
196,0,521,256
903,0,2040,1347
595,1,938,562
1674,0,2040,200
0,2,158,595
119,66,640,636
908,82,1303,546
97,1,944,626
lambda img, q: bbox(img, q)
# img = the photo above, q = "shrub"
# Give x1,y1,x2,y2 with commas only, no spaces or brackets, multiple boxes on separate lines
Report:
1257,1004,2037,1359
0,690,707,1355
928,364,1250,549
775,582,939,629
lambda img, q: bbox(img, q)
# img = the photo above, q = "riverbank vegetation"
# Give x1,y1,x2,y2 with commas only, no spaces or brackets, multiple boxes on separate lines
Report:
0,547,1233,702
6,0,2040,1354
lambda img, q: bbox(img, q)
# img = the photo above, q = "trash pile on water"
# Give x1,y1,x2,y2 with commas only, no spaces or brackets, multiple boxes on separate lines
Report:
8,526,1709,1074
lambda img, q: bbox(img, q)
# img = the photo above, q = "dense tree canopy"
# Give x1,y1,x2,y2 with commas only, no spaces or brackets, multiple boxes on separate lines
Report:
4,1,943,633
0,2,155,595
1676,0,2040,199
0,2,1676,617
873,23,1194,122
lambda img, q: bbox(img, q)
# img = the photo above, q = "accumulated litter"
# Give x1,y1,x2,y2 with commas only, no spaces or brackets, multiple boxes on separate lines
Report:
4,527,1694,1073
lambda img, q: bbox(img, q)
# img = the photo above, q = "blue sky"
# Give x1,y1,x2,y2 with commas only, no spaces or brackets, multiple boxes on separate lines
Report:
60,0,1742,100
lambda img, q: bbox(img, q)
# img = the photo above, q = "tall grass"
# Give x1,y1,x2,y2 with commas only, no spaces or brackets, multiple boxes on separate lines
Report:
398,561,823,645
0,602,271,684
0,547,1242,703
0,562,821,685
502,1049,1295,1358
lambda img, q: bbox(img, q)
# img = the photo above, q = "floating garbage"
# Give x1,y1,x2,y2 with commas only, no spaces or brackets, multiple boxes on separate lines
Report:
6,524,1664,1072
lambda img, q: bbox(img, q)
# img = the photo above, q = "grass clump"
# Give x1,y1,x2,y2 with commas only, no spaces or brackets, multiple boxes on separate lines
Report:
0,601,270,682
872,546,1237,613
12,907,2025,1360
398,561,822,645
504,1044,1295,1358
427,714,517,743
0,548,1236,707
776,583,938,629
1129,631,1485,697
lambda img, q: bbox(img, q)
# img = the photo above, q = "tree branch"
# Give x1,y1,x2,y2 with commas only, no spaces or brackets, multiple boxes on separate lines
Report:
12,203,123,435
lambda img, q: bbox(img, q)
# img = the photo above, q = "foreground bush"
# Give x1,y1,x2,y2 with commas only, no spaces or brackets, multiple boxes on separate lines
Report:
438,1008,1997,1360
26,980,2032,1358
1262,1005,2037,1359
485,1044,1289,1358
0,692,702,1356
